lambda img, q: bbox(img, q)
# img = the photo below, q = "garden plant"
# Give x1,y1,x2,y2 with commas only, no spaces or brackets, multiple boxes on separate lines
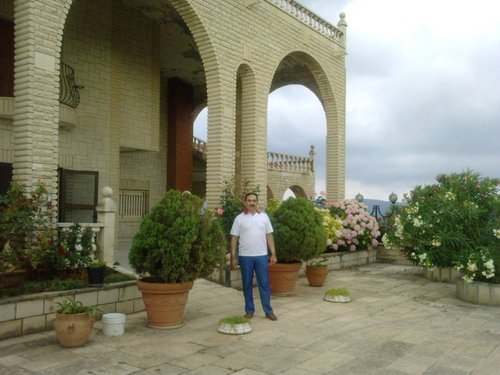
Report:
383,170,499,283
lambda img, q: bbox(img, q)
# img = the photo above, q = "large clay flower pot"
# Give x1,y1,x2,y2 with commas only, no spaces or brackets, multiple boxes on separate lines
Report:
305,265,329,287
137,279,194,329
269,262,302,296
53,313,94,348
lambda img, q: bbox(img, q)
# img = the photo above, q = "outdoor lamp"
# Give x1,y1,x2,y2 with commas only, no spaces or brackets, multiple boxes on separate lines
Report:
389,192,398,204
355,193,364,203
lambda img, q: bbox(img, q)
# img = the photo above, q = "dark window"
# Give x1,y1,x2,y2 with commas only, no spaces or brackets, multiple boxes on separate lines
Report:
0,18,14,97
0,162,13,196
58,168,98,223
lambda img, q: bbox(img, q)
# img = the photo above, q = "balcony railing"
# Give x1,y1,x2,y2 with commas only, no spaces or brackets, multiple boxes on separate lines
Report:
59,63,81,109
267,146,315,173
193,137,315,174
266,0,344,45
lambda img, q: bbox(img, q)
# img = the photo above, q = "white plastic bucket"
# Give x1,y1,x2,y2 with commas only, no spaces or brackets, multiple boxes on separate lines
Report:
102,313,126,336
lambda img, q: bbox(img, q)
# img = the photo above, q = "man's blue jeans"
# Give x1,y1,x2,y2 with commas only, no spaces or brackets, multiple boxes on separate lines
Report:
239,255,273,315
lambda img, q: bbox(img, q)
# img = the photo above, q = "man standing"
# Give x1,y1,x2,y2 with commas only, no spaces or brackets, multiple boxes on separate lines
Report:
230,192,278,321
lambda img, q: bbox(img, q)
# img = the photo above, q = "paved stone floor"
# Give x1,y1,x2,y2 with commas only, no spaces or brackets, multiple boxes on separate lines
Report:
1,263,499,374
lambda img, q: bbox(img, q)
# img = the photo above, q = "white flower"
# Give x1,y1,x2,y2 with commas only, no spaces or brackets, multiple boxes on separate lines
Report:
484,259,494,271
467,261,477,272
493,229,500,240
463,274,474,283
482,270,495,279
382,234,392,249
75,244,83,251
412,216,423,227
431,238,441,247
444,191,455,201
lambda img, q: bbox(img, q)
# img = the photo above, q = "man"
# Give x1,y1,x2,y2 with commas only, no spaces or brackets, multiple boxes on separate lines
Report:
230,192,278,321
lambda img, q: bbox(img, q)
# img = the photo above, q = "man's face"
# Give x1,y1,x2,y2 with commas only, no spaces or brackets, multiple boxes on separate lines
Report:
245,194,258,212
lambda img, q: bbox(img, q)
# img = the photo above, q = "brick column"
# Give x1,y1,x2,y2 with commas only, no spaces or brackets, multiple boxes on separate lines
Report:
12,0,69,198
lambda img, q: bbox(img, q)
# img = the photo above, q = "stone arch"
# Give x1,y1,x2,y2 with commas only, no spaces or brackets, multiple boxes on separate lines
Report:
168,0,235,207
268,50,344,200
267,185,274,202
289,185,307,199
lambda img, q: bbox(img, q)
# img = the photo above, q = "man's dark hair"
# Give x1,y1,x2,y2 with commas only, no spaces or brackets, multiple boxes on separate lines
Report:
244,192,258,201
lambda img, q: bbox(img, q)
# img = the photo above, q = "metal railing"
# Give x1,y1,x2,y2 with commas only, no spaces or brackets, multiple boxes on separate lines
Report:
59,63,82,109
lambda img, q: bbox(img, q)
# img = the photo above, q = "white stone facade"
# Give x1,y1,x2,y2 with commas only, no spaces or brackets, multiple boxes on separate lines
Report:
0,0,347,260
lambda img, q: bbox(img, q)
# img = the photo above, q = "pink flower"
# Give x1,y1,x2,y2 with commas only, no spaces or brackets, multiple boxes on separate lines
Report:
217,208,223,216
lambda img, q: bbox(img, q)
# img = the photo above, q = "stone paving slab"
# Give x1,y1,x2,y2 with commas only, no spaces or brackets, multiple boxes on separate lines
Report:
1,263,499,374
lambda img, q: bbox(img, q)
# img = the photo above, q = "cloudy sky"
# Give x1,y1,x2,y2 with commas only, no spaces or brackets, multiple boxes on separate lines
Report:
196,0,500,201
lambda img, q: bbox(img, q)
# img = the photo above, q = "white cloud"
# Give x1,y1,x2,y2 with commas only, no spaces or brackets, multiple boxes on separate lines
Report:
196,0,500,201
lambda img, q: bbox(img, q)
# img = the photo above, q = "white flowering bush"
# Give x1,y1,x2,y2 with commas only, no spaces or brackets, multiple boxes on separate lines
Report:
455,248,498,283
327,199,380,252
383,171,499,283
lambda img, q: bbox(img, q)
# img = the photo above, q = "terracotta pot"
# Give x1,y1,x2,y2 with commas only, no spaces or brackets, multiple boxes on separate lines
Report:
53,313,94,348
137,279,194,329
268,262,302,296
305,265,329,287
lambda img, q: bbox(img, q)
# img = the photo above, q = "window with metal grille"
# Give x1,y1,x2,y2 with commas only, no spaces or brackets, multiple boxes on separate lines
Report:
0,18,14,97
0,162,13,196
58,168,98,223
119,189,149,218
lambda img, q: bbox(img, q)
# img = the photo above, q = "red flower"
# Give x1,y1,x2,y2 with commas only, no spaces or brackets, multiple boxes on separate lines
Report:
58,246,68,257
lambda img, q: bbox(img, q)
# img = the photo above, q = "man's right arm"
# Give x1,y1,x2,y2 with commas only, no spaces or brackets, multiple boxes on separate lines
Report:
230,235,239,270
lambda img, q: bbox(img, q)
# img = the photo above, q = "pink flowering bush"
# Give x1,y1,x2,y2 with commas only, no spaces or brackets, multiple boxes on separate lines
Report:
327,199,380,252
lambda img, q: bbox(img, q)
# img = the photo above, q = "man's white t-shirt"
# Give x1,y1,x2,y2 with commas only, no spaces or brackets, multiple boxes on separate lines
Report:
230,211,273,256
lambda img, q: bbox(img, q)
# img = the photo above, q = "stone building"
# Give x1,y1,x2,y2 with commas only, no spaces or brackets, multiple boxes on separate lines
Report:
0,0,347,262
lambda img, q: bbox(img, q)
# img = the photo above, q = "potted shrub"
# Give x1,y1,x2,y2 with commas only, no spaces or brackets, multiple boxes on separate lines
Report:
128,190,226,328
87,259,106,287
270,197,326,295
53,297,97,348
305,258,329,287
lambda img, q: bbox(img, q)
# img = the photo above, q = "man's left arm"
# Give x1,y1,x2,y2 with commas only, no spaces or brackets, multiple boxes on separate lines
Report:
267,233,277,264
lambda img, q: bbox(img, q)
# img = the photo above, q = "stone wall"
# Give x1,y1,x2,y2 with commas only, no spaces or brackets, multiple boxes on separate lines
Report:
0,281,144,340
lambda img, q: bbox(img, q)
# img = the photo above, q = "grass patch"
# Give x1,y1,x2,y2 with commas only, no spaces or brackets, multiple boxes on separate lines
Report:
324,288,350,297
218,316,250,325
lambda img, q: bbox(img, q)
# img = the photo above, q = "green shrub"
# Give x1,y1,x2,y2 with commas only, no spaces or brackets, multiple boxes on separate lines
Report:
129,190,226,283
383,170,499,280
272,197,326,263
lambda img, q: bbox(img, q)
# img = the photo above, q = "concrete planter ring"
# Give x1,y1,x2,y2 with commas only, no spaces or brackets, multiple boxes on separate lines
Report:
423,267,460,283
217,316,252,335
324,288,351,303
456,278,500,306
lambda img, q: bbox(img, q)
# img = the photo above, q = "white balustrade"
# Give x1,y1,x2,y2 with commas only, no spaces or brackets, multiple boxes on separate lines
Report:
267,0,344,45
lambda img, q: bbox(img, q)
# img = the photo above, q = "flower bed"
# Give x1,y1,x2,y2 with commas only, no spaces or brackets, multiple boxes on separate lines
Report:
0,280,143,340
